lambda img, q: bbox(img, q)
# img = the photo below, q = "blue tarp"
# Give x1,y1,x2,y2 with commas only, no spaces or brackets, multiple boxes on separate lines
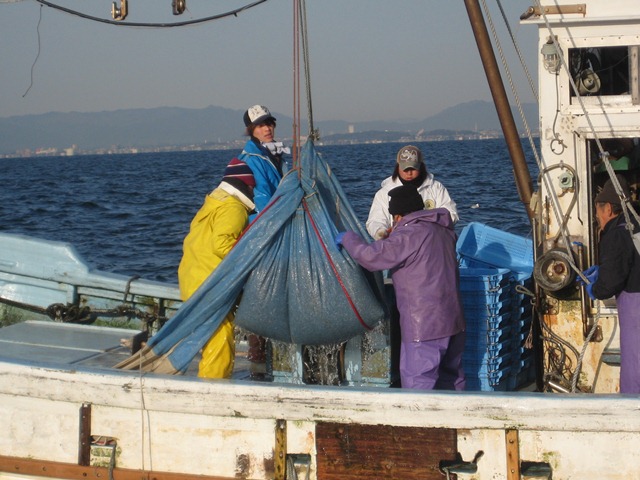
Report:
116,141,387,374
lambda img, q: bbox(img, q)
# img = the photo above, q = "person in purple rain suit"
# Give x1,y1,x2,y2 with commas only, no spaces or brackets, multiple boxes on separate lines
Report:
336,184,466,390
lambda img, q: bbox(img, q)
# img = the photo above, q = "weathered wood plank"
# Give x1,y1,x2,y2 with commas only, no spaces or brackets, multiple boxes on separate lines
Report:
0,455,232,480
316,423,457,479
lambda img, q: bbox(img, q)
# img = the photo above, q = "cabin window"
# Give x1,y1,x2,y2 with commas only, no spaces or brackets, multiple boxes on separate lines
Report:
569,46,640,103
588,137,640,203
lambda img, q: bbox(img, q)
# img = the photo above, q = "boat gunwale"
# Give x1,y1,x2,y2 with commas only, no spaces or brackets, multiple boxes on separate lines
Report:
1,357,639,433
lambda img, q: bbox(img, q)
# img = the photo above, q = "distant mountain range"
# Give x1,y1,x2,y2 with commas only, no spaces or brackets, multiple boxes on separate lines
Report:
0,100,538,155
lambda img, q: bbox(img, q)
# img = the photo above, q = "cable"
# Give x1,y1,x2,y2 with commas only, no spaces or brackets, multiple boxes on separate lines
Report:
22,4,42,98
33,0,269,28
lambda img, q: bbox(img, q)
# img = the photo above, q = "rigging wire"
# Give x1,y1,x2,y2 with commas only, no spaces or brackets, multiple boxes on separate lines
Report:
483,0,579,278
32,0,269,27
494,0,538,102
571,304,601,392
298,0,317,141
292,0,317,168
22,3,43,98
292,0,301,167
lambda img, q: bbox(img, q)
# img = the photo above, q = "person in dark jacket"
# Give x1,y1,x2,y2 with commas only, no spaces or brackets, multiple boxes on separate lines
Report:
580,175,640,393
336,184,466,390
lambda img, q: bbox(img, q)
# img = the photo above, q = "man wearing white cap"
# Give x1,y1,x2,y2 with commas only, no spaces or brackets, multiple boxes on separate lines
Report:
238,105,290,378
366,145,458,240
238,105,290,222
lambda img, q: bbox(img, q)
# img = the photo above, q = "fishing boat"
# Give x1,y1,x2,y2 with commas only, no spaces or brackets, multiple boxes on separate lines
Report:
2,1,640,479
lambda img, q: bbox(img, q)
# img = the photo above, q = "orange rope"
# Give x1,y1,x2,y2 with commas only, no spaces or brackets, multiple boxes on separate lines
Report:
301,197,372,331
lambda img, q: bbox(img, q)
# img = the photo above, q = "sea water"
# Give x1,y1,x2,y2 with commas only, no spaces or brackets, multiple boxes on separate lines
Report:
0,138,535,284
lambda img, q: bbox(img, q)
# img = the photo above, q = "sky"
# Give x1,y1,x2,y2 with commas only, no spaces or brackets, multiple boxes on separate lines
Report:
1,0,539,123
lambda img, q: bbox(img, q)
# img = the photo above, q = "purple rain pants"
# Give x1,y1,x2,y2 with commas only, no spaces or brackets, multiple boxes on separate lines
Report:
616,291,640,394
400,331,466,390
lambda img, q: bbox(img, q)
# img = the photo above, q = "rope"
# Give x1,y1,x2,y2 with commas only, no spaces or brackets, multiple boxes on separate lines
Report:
33,0,269,28
124,275,141,302
571,303,601,393
292,0,318,169
22,4,42,98
495,0,538,101
138,348,150,473
301,197,371,331
298,0,318,141
292,0,301,168
0,295,168,328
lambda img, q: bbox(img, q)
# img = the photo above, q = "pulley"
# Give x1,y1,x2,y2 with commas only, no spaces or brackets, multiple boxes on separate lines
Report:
172,0,186,15
576,69,601,95
111,0,128,20
533,248,577,295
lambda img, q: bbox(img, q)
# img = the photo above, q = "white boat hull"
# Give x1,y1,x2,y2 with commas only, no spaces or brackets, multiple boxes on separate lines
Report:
1,354,640,479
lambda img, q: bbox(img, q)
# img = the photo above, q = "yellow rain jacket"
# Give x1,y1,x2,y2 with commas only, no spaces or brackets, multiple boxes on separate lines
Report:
178,181,254,378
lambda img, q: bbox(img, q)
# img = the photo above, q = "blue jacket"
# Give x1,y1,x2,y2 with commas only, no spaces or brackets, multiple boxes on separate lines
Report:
342,208,465,342
238,139,285,221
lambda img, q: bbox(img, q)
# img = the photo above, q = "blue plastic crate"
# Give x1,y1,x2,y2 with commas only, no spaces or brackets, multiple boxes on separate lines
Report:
463,360,513,379
512,271,534,283
507,356,535,390
459,266,513,292
465,365,512,391
512,331,534,359
457,222,534,274
466,376,510,391
466,325,513,344
513,315,533,332
512,329,531,347
465,312,512,332
461,286,512,308
463,299,513,319
511,295,532,313
465,337,513,358
464,359,511,377
512,302,529,319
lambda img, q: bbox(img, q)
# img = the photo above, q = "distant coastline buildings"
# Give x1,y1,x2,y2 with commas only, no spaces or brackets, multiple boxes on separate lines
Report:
1,128,536,159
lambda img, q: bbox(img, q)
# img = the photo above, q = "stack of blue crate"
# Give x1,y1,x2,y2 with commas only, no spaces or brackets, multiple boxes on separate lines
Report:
508,272,536,389
456,223,534,391
459,267,514,390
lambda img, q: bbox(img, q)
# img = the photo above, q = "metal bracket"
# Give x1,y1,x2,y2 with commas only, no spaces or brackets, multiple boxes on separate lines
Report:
111,0,128,21
440,450,484,479
521,461,553,479
521,4,586,19
286,454,311,480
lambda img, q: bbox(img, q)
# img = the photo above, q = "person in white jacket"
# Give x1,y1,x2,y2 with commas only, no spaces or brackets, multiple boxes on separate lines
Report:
366,145,458,240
